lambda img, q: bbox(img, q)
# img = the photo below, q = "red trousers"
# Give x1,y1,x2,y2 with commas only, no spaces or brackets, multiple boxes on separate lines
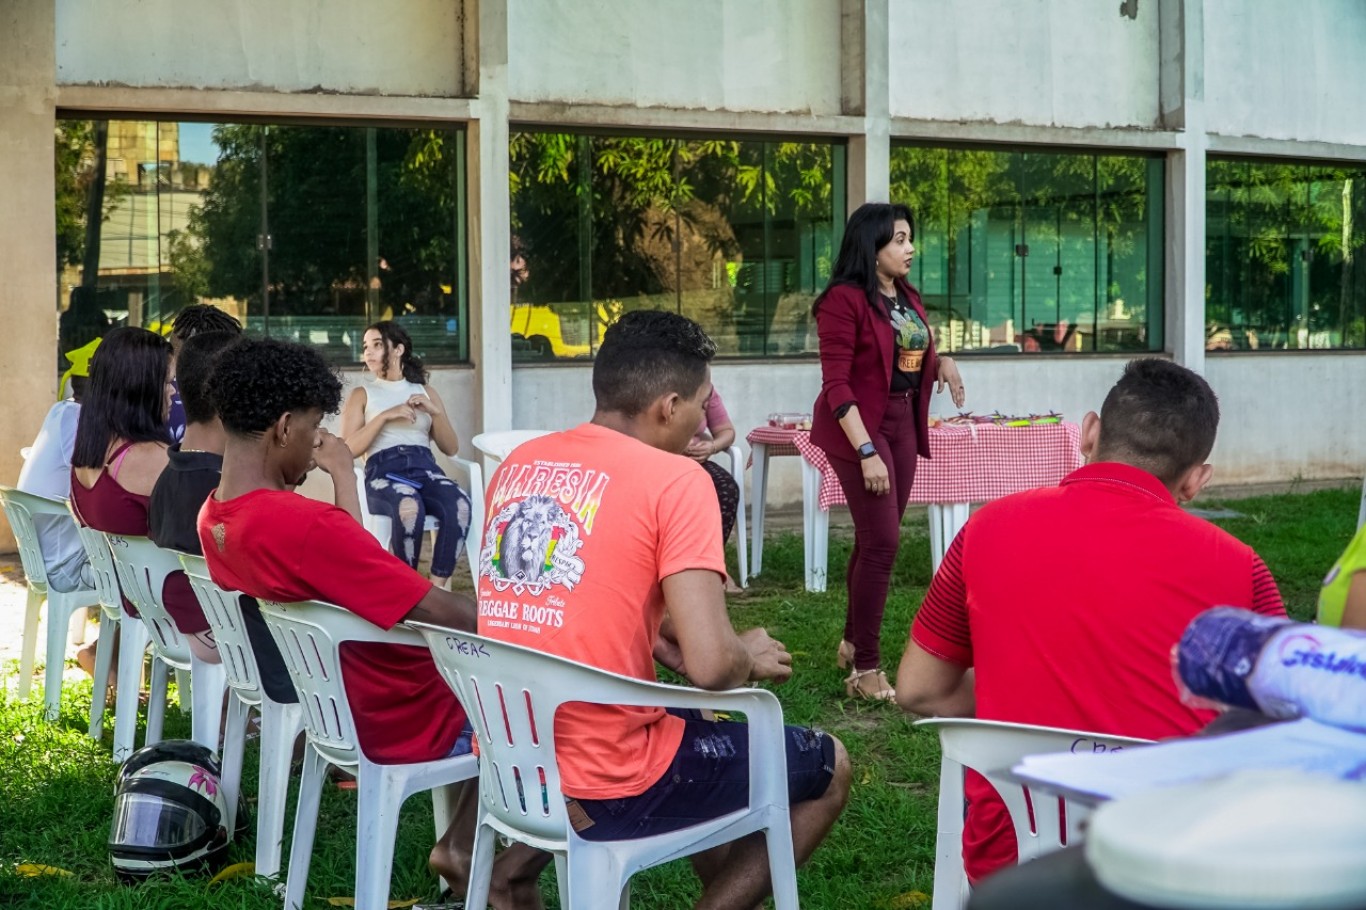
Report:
826,390,920,669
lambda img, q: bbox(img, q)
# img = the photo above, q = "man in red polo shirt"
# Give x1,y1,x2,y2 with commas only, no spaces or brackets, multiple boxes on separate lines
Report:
896,357,1285,885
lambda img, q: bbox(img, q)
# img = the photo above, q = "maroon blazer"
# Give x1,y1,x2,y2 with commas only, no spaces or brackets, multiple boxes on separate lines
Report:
810,278,939,463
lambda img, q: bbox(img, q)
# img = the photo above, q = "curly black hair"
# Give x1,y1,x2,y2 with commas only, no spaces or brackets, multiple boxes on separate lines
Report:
171,304,242,342
592,309,716,417
209,337,343,436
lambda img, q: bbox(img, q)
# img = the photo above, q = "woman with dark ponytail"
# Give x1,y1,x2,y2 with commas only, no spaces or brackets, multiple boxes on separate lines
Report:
341,321,471,588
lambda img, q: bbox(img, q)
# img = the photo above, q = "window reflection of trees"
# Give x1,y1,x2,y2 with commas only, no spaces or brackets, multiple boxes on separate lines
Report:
891,144,1161,355
55,119,468,366
508,132,840,360
1206,159,1366,351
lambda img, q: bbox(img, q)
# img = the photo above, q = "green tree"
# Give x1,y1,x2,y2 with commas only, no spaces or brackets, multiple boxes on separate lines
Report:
185,124,463,320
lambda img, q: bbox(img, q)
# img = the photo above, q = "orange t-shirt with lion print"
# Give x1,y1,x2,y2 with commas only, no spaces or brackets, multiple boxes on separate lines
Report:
476,423,725,800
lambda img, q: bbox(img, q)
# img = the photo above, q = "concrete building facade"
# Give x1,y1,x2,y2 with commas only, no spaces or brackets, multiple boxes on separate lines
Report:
3,0,1364,549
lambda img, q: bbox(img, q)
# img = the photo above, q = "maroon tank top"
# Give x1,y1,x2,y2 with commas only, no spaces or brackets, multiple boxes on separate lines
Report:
70,441,154,617
69,442,152,535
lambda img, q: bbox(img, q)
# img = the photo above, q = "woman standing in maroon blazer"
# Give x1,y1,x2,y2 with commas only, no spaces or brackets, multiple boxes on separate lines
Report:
811,202,967,701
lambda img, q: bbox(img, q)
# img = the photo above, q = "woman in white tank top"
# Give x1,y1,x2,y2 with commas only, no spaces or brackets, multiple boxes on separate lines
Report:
340,321,471,588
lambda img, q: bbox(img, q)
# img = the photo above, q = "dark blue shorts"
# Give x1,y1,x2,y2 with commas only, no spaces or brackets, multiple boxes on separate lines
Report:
568,717,836,842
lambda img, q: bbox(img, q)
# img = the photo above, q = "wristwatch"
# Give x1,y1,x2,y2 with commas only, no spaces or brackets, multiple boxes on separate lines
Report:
857,441,878,460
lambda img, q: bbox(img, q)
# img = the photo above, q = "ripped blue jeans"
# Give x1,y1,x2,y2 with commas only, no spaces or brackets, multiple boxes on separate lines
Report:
363,445,471,580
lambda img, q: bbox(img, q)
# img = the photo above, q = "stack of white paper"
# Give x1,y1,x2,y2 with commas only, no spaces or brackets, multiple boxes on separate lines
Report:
1013,718,1366,803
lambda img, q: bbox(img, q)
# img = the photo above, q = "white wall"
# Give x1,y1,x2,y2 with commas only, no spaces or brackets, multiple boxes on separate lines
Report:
1206,354,1366,484
889,0,1161,128
507,0,842,113
55,0,463,96
1204,0,1366,147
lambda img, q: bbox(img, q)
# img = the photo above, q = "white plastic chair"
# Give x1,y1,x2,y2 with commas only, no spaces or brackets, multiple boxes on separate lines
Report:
0,486,101,718
798,457,970,593
71,521,149,760
914,717,1151,910
355,455,485,590
1357,474,1365,530
715,445,749,588
411,625,800,910
106,535,228,754
181,553,304,879
258,599,478,910
470,429,551,477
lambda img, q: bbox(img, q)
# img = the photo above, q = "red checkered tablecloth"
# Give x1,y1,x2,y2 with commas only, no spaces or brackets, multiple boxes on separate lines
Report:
745,425,803,459
788,423,1083,510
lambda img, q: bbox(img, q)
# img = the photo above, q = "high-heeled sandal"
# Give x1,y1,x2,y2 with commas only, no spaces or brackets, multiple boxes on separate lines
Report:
836,640,855,670
845,668,897,702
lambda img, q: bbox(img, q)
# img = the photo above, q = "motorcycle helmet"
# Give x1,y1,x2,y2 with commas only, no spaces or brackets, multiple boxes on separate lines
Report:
109,759,231,881
116,740,248,839
117,739,222,786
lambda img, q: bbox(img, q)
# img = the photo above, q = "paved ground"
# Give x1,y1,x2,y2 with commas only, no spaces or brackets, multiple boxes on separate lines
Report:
0,553,95,693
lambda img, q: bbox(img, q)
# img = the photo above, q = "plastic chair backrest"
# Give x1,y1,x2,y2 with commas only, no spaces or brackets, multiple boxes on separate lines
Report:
1358,474,1365,531
419,628,572,845
412,625,791,852
471,430,552,469
180,553,263,704
70,519,123,620
916,716,1151,902
257,598,425,768
0,485,60,591
105,535,194,669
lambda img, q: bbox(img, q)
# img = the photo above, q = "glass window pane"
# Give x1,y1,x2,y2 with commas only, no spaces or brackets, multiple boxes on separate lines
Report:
759,140,837,356
509,129,840,360
676,138,756,356
1096,154,1158,353
55,118,468,368
508,131,592,361
1205,157,1366,352
891,143,1162,355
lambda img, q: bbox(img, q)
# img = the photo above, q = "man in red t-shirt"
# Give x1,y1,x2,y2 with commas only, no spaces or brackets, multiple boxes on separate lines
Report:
477,311,851,909
896,358,1286,885
198,338,544,909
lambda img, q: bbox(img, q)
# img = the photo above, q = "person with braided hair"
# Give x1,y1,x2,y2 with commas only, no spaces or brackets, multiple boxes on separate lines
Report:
166,304,242,441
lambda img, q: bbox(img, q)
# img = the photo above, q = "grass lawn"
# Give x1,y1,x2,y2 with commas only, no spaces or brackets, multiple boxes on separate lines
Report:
0,485,1357,909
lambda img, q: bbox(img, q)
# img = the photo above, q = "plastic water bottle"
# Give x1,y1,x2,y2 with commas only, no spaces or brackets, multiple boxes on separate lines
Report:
1177,607,1366,731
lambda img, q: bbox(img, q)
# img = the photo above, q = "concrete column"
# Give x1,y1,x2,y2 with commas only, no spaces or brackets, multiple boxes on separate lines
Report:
0,0,59,552
1160,0,1206,371
466,0,513,435
843,0,890,212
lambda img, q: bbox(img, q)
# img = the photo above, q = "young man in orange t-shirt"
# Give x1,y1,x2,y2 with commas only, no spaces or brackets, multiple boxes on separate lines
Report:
473,311,851,909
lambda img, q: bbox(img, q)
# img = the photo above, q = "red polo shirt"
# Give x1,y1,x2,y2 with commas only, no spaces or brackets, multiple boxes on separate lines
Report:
910,461,1284,883
200,489,465,765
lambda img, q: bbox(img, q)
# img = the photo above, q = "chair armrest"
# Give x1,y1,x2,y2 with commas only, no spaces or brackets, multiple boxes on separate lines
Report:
446,454,484,496
264,599,428,649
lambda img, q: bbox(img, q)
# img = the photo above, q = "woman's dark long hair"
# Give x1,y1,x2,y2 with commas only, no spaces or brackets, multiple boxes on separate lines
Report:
72,326,172,468
367,320,427,385
813,202,916,316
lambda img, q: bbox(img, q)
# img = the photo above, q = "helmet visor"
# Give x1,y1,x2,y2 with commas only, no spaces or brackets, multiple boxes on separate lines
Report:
110,792,209,857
